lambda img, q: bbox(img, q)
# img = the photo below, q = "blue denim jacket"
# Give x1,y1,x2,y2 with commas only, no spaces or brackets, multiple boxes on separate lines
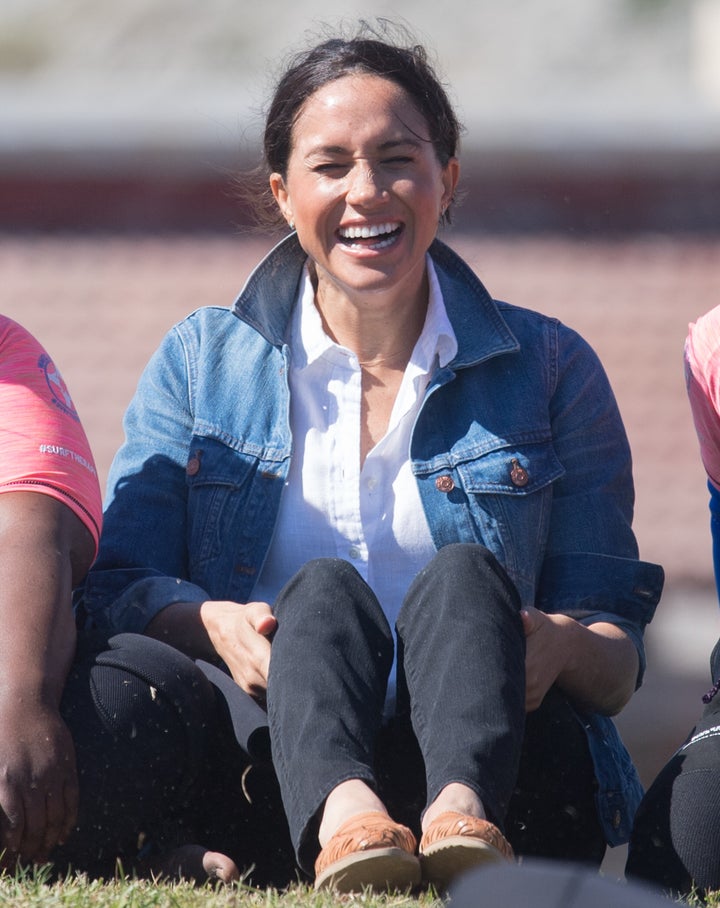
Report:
77,234,664,846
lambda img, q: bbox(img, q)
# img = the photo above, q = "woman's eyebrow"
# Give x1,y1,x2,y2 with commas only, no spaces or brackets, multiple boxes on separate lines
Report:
305,137,424,158
377,138,424,151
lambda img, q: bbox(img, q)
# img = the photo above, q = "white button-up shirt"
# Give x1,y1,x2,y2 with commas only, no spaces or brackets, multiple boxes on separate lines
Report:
253,256,458,699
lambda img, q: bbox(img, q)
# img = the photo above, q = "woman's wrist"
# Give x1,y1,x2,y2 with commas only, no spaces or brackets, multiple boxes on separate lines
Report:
146,600,217,662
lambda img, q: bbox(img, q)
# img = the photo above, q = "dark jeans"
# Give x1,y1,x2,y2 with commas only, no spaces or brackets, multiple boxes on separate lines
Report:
267,544,606,873
626,639,720,896
51,632,295,886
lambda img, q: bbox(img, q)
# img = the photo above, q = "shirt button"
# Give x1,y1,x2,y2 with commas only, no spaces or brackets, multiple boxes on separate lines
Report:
435,475,455,493
348,545,361,559
367,477,378,490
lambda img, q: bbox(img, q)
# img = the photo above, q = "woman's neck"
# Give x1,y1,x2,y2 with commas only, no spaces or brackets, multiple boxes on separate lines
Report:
311,266,429,371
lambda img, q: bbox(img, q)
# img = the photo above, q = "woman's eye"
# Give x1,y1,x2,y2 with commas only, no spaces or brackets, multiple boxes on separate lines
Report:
383,156,413,166
314,163,347,174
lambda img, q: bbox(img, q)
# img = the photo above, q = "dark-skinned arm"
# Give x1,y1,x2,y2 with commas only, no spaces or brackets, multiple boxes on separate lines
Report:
0,491,94,867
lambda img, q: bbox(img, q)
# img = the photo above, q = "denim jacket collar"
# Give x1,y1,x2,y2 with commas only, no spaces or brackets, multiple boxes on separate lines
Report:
230,233,520,371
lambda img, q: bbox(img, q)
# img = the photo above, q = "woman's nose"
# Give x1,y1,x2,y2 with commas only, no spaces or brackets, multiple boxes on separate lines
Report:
346,164,386,205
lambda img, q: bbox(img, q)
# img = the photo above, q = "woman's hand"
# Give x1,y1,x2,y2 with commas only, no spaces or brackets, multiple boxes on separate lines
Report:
521,606,639,716
200,600,277,698
521,606,574,712
146,599,277,698
0,696,78,868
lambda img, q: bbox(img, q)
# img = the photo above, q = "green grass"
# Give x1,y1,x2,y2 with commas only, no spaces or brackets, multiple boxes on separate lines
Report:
0,866,445,908
684,895,713,907
3,866,720,908
691,892,720,908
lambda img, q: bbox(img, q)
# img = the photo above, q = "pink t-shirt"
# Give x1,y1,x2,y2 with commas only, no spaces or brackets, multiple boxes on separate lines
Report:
685,305,720,491
0,316,102,551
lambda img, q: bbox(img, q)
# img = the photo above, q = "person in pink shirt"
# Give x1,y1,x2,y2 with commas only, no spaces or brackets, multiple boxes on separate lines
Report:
684,304,720,598
0,315,101,868
626,304,720,896
0,315,102,538
685,305,720,488
0,317,247,882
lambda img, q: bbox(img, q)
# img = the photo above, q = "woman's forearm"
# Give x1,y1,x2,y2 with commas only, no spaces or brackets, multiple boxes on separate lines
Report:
145,601,219,662
556,619,639,716
523,606,639,717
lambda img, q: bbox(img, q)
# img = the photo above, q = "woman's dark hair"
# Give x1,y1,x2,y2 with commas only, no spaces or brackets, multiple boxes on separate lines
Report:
240,21,462,230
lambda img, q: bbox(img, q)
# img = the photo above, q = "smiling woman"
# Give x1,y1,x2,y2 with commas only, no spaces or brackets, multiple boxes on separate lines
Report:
269,73,458,352
75,20,664,896
266,71,458,464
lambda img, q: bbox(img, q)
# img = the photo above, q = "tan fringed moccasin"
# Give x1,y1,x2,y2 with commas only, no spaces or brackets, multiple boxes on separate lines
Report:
419,810,514,891
314,810,421,893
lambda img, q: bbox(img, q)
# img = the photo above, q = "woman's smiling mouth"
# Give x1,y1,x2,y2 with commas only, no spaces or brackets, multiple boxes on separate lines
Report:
337,222,403,249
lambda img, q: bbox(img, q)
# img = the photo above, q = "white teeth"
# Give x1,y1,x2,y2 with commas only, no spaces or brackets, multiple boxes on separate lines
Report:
339,222,398,239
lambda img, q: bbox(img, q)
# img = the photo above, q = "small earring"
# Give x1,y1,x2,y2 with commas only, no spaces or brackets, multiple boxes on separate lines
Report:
289,220,295,231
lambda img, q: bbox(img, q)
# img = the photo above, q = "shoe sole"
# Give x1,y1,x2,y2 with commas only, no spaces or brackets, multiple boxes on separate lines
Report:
420,837,510,891
314,847,421,893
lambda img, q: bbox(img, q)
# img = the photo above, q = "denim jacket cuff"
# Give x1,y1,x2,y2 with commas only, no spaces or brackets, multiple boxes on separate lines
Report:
99,576,210,634
537,552,664,691
537,552,664,629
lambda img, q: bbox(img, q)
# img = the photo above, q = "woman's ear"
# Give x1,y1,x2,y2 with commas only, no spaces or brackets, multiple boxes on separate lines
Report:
270,173,293,228
441,157,460,212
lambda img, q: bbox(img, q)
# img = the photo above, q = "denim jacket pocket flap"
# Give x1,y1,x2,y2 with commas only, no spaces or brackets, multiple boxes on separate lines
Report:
456,442,564,496
184,434,269,490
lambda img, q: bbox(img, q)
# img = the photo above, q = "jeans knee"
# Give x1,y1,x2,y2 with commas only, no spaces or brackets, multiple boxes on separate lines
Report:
438,544,519,601
430,542,502,575
399,545,522,639
271,559,393,678
295,556,364,588
274,557,385,625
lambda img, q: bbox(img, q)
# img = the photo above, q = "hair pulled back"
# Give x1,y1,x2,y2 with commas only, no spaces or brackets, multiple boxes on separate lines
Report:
243,21,462,230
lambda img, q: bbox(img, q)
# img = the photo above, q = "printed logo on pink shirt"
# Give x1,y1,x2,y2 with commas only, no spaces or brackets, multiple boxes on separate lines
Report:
37,354,80,422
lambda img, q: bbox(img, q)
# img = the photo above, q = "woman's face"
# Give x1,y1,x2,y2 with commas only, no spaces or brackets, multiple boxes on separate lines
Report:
270,73,459,307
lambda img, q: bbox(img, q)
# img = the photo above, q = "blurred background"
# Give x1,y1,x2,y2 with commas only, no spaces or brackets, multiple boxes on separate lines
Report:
2,0,720,879
2,0,720,231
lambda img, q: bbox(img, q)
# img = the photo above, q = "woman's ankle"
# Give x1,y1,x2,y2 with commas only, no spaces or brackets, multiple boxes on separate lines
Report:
318,779,389,846
423,783,486,831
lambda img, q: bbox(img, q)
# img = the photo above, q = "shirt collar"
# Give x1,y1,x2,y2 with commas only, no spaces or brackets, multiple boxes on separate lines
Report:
232,234,519,368
289,268,333,370
290,255,458,372
419,255,458,370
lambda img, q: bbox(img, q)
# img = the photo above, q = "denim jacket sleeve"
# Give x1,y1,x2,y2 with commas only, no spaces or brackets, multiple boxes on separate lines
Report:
75,321,211,633
538,321,664,679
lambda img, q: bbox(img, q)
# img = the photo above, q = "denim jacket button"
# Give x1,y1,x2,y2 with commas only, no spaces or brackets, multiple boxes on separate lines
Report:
510,458,529,487
435,475,455,493
186,457,201,476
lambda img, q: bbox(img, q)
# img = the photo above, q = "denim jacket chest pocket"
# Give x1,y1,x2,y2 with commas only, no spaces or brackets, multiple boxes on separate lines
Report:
438,440,565,605
185,435,287,600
